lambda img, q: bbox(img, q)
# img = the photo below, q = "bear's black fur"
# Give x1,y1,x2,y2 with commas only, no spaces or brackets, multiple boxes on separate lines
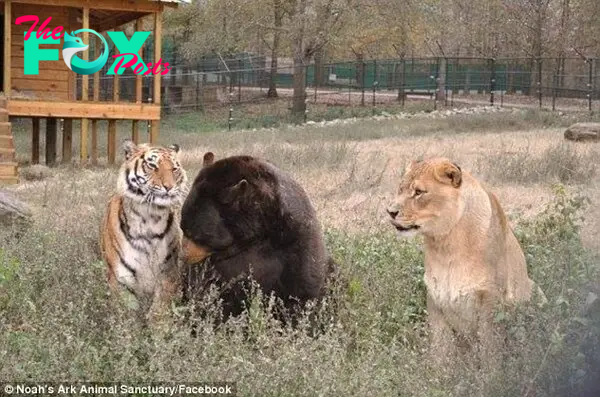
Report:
180,153,337,325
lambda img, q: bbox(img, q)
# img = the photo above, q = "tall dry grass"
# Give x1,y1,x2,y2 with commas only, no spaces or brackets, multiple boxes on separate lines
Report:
2,109,599,396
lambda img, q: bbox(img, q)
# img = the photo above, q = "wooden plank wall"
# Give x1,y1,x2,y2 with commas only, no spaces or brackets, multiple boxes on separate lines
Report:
11,3,74,100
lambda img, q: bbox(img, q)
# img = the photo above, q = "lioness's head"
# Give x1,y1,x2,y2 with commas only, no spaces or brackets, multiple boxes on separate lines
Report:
387,157,465,238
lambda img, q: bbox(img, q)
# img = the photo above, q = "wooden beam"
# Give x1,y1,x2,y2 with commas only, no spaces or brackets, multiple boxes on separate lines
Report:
7,0,162,12
31,118,39,164
150,120,159,144
135,18,144,104
93,36,101,101
82,7,90,101
62,119,73,164
91,120,98,165
149,11,162,145
132,17,144,147
131,121,140,144
80,7,90,164
92,35,100,166
81,119,88,162
4,0,11,97
107,120,117,165
8,100,162,120
153,11,162,106
94,12,146,34
45,118,57,166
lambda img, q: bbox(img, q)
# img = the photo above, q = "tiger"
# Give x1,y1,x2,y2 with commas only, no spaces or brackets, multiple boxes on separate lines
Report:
99,140,188,323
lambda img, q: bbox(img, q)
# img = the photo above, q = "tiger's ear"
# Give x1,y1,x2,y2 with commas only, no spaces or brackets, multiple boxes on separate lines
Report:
169,144,181,160
202,152,215,168
434,160,462,188
122,140,138,160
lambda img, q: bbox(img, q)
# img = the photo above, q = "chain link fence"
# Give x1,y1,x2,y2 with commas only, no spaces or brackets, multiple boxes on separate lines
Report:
76,56,600,128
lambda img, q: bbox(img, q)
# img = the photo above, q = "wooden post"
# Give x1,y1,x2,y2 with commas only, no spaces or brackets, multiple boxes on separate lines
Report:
135,18,144,104
132,18,144,143
91,34,101,165
113,30,120,102
62,119,73,164
31,118,40,164
45,118,57,166
107,120,116,165
132,121,140,144
80,6,90,163
4,0,11,96
150,10,162,144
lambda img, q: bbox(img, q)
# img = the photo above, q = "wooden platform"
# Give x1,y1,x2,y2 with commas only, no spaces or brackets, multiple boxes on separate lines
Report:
7,99,161,120
0,98,18,185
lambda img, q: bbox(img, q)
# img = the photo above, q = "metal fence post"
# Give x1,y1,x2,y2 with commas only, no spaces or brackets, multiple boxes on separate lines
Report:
400,58,406,107
444,57,449,107
432,58,439,111
552,72,557,111
361,61,366,107
537,58,543,109
587,58,593,112
489,58,496,106
372,59,378,111
238,59,242,103
228,90,234,131
451,58,457,107
314,63,318,102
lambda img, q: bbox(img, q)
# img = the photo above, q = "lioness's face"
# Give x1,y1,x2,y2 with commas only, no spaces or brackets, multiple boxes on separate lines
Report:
387,158,464,237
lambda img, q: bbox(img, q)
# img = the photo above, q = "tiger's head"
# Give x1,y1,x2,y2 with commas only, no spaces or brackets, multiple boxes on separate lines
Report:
117,140,188,207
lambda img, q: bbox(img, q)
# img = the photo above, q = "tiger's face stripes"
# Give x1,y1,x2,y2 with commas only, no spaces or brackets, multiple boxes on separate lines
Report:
117,140,188,207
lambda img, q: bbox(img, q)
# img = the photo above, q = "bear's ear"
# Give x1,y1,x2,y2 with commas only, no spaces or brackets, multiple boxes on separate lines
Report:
434,160,462,188
122,139,138,160
203,152,215,168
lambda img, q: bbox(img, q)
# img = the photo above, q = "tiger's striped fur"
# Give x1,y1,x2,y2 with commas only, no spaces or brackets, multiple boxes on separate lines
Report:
100,140,188,320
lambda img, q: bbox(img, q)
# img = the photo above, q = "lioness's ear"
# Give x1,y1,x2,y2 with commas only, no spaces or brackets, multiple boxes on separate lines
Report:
122,140,138,160
203,152,215,168
435,161,462,188
405,159,418,173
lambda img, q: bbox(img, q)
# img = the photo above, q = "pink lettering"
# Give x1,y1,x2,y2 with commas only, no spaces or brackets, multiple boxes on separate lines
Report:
15,15,39,41
50,26,63,40
36,17,52,39
112,53,139,72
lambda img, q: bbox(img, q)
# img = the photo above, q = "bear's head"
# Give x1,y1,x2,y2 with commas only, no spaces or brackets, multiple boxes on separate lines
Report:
180,152,280,263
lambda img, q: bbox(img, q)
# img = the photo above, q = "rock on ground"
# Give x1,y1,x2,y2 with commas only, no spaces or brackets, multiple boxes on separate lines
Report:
564,122,600,142
0,189,33,235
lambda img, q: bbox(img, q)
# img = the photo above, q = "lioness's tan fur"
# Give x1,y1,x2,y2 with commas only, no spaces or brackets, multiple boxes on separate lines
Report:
387,157,542,364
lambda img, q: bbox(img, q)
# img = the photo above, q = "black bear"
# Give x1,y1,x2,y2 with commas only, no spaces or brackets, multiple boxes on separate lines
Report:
179,152,337,325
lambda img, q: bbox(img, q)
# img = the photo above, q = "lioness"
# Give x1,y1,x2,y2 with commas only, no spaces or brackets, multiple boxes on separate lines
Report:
387,157,542,365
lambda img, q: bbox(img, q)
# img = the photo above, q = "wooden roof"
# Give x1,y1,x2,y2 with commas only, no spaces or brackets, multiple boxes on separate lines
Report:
63,1,190,32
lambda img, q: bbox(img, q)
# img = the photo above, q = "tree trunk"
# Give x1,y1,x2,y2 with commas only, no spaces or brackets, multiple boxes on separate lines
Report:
291,0,308,123
267,0,283,98
292,52,307,123
314,48,325,86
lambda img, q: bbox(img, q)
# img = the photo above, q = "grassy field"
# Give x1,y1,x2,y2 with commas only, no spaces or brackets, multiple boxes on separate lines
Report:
2,107,600,396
